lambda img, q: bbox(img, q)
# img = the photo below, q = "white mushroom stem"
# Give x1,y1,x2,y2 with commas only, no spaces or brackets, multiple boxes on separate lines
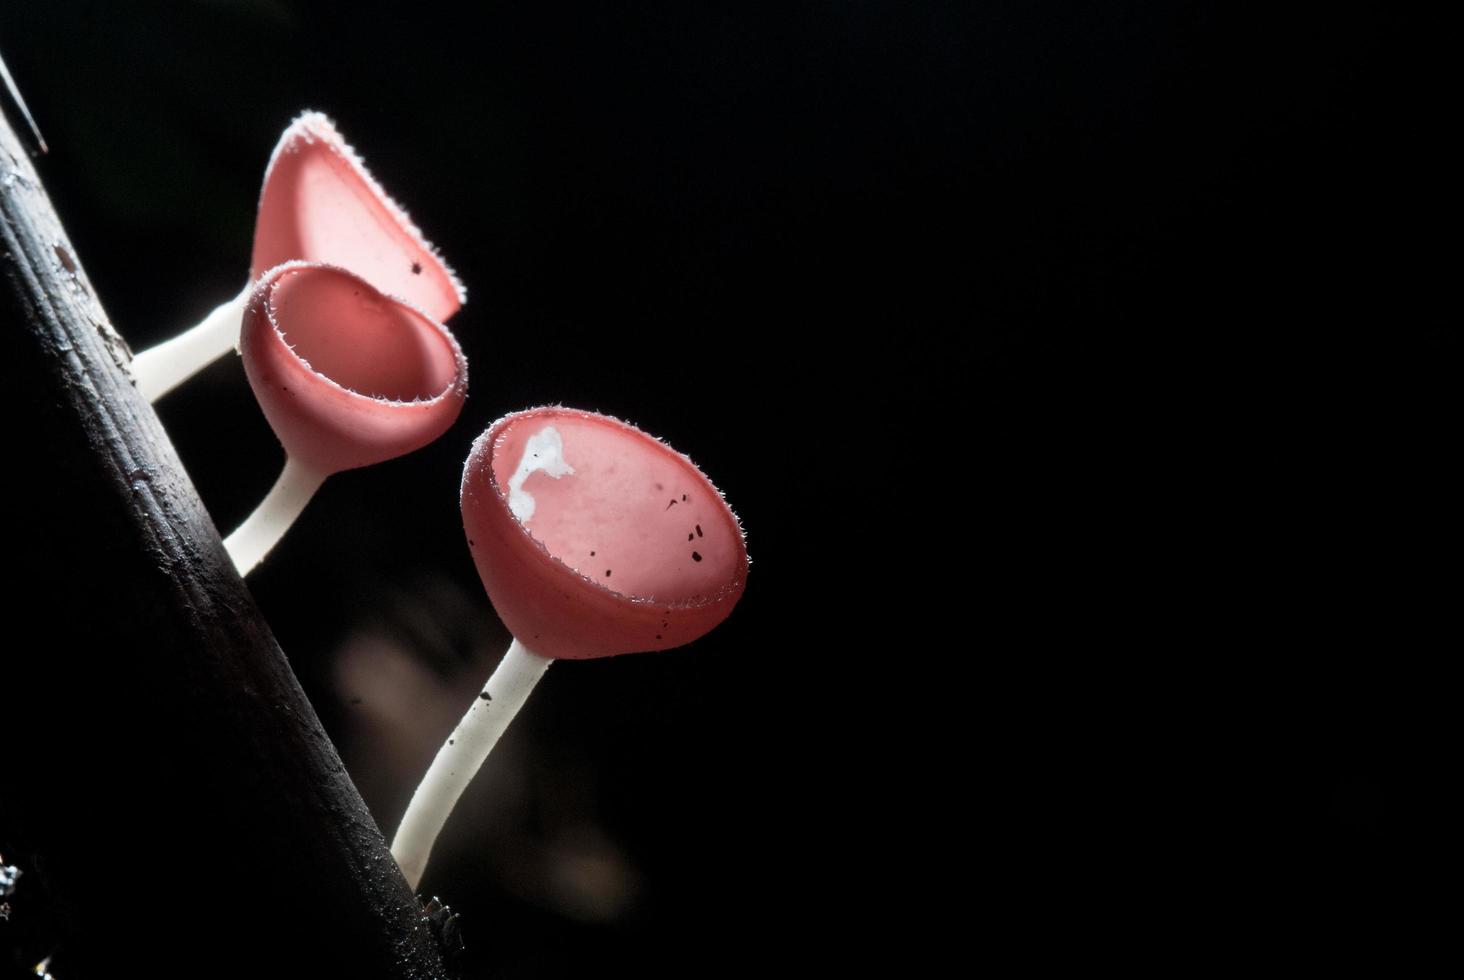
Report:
131,283,251,401
223,457,328,576
391,639,552,891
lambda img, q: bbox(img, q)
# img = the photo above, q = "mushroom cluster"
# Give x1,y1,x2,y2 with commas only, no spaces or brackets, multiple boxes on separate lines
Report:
129,113,470,573
132,114,749,906
132,112,464,401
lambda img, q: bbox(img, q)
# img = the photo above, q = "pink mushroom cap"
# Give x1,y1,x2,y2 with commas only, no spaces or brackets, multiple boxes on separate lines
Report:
251,112,465,323
241,262,468,474
462,407,748,660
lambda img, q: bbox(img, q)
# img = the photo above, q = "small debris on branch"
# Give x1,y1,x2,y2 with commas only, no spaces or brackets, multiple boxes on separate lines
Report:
0,853,21,897
420,895,464,970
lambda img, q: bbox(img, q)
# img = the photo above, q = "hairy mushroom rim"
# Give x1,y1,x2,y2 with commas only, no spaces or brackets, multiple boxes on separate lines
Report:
475,407,748,609
262,263,465,405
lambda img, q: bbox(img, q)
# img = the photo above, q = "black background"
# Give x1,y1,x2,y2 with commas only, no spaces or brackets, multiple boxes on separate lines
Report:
0,2,1448,974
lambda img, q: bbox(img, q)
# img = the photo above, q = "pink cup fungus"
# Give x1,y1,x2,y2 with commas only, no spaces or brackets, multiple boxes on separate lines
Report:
131,111,464,401
390,407,747,889
464,407,748,659
222,261,467,576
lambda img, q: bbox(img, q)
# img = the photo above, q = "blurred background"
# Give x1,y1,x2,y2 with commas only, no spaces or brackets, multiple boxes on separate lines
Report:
1,1,1448,975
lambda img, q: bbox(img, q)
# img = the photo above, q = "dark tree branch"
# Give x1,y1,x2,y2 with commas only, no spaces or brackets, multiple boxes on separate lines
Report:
0,113,447,978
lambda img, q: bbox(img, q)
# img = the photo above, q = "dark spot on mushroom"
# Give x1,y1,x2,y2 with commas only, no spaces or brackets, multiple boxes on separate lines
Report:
479,691,491,701
682,494,687,501
590,550,596,556
692,551,703,562
448,739,455,745
53,244,76,273
411,262,423,275
654,482,664,491
605,569,612,577
688,532,694,541
666,499,678,510
696,524,703,537
656,634,662,640
468,539,476,546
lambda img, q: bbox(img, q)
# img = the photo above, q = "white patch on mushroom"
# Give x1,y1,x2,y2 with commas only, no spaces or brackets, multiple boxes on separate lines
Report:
507,425,574,524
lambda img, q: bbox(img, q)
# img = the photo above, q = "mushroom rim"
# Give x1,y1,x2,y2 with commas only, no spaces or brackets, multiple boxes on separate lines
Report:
253,260,469,409
259,109,467,306
464,406,749,612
